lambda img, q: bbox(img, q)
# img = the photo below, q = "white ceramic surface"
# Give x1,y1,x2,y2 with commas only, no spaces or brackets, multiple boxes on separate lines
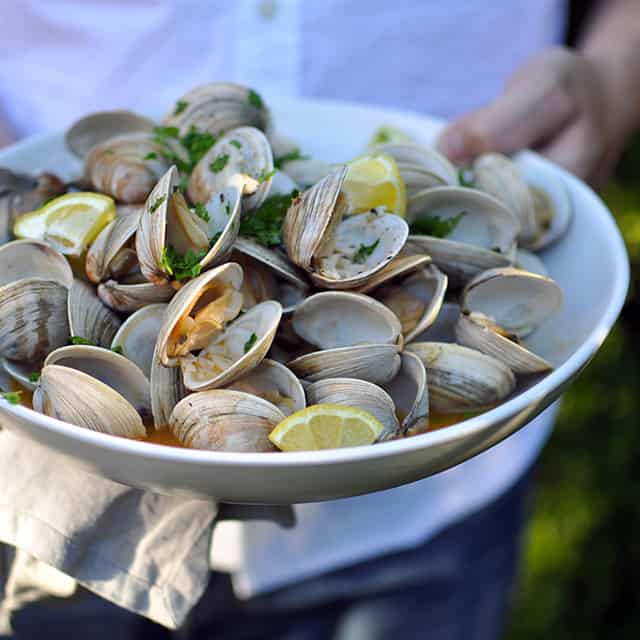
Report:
0,97,629,504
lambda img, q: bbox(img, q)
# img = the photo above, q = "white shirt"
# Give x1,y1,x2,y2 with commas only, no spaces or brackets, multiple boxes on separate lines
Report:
0,0,567,597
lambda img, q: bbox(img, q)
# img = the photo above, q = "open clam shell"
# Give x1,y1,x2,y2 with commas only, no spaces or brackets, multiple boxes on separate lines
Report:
412,300,460,343
188,127,274,212
111,303,167,378
306,377,399,440
3,359,42,392
163,82,271,137
84,133,182,204
407,342,516,414
97,279,175,313
150,341,187,431
169,389,283,452
68,279,122,348
280,158,332,189
65,110,155,159
382,351,429,436
292,291,402,349
86,206,143,283
226,358,305,416
515,248,548,276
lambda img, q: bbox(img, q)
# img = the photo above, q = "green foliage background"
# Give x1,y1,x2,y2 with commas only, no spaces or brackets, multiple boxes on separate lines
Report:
507,143,640,638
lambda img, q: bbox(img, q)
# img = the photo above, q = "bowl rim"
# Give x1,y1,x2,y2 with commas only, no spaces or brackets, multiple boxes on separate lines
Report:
0,98,630,469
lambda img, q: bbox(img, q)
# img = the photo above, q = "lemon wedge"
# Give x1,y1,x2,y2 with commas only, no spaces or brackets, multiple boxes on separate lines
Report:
368,124,415,147
269,403,384,452
343,153,407,217
14,192,116,256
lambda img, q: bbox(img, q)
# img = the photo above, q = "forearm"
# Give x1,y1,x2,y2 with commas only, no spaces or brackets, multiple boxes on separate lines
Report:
578,0,640,142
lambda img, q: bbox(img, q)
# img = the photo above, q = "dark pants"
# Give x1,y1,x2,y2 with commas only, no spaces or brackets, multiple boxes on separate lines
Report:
8,468,534,640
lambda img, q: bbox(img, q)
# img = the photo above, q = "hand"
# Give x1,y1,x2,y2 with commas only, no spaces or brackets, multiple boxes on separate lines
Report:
436,47,620,187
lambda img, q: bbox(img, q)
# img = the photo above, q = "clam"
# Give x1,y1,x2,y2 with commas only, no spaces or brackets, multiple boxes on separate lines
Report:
406,186,519,285
169,389,282,452
97,278,175,313
86,206,143,283
163,82,271,137
33,345,151,437
187,127,274,212
287,291,402,384
279,158,332,189
3,359,42,392
233,237,309,313
111,303,167,377
283,168,409,289
382,351,429,436
454,267,563,374
68,279,122,348
226,358,305,416
306,378,399,440
407,342,516,414
0,241,73,362
515,249,548,277
136,165,242,284
155,264,282,390
412,300,460,343
65,111,155,159
150,341,187,430
85,133,184,203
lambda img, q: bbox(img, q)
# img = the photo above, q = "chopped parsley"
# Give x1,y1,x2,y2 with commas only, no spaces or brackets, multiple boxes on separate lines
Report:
352,239,380,264
243,333,258,353
161,246,205,281
1,391,22,405
173,100,189,116
152,125,217,177
372,130,391,144
239,190,298,247
70,336,95,346
210,231,222,246
194,203,210,223
149,195,166,214
143,151,158,161
458,167,475,187
248,89,264,109
28,372,40,383
410,211,466,238
256,168,276,183
230,139,242,149
153,125,180,140
209,154,229,173
102,149,115,155
225,201,231,216
111,345,124,356
274,148,309,169
181,127,217,168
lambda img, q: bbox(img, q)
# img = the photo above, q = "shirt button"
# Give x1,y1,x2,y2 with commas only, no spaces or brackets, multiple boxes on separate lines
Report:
258,0,277,21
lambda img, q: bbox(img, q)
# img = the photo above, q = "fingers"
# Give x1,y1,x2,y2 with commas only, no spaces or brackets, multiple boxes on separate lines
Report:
436,60,578,164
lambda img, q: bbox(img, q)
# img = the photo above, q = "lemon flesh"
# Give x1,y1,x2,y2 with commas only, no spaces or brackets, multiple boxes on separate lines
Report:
13,192,116,256
343,153,406,217
269,403,385,452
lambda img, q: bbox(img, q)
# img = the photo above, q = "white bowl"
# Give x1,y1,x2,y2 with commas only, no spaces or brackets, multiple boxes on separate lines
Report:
0,97,629,504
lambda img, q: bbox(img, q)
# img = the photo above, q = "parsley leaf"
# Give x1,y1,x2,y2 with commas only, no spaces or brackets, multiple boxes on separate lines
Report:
458,168,475,188
143,152,158,161
372,130,391,144
161,246,205,281
352,239,380,264
248,89,264,109
209,154,229,173
28,372,40,383
153,125,180,140
239,190,298,247
70,336,95,346
111,345,124,356
209,231,222,247
181,127,217,168
173,100,189,116
194,203,210,222
243,333,258,353
230,139,242,149
256,168,276,183
1,391,22,405
410,211,466,238
273,148,309,169
149,195,166,214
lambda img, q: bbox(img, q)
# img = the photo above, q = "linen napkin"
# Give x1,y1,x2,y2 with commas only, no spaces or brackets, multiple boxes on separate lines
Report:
0,429,292,630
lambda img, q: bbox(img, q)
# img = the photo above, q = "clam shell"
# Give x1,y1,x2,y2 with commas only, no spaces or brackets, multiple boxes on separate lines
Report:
65,110,155,159
3,358,42,392
406,342,515,414
111,303,167,378
280,158,332,189
34,364,146,438
163,82,271,137
188,127,274,212
0,240,73,288
515,249,548,276
150,341,187,431
97,279,175,313
169,389,283,452
226,358,305,416
306,377,399,440
288,344,401,385
292,291,402,349
86,207,143,283
355,253,431,294
412,300,460,343
68,280,121,348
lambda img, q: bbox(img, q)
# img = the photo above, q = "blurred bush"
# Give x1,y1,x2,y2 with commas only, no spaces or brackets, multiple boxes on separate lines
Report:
507,138,640,638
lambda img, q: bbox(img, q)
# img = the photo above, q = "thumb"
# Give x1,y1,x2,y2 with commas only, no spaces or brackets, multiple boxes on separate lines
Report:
436,61,577,164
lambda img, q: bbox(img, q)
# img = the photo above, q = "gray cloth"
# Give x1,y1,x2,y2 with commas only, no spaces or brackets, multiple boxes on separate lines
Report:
0,430,217,629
